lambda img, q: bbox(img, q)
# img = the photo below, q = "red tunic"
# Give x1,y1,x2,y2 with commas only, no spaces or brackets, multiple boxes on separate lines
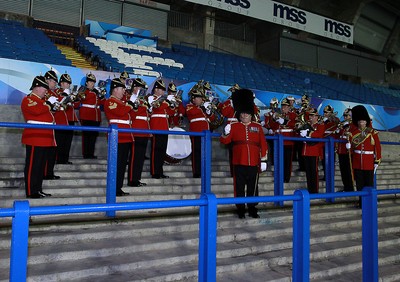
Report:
275,111,297,145
186,103,214,132
335,121,355,155
349,127,381,170
148,95,171,131
168,102,186,128
220,121,268,166
218,99,237,123
79,88,104,122
131,99,151,138
56,88,79,122
301,123,325,157
104,96,134,143
48,88,68,125
21,93,56,147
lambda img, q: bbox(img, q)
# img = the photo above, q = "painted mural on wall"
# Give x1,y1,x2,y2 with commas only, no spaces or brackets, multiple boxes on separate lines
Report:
0,58,399,132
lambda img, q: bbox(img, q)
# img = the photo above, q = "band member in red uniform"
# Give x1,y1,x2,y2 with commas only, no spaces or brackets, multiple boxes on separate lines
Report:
220,88,268,219
104,78,136,196
167,82,185,128
43,70,61,180
21,76,56,198
148,79,173,179
262,98,279,167
299,108,325,194
218,84,240,176
127,78,151,187
347,105,381,207
186,88,215,178
335,108,355,192
79,73,105,159
321,105,340,180
53,73,76,165
274,98,297,183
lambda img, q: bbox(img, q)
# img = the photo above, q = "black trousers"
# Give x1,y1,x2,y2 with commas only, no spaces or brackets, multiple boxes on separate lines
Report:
338,153,354,191
151,134,168,176
128,137,148,184
116,142,131,193
55,121,75,163
295,141,306,170
233,165,259,212
81,120,100,157
304,156,319,194
45,146,57,177
25,145,51,197
283,145,293,183
354,169,374,207
191,136,202,176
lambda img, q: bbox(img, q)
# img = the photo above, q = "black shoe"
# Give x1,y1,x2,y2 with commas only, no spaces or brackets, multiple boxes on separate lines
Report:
83,155,97,159
152,174,161,179
39,191,52,197
249,212,260,218
237,210,246,219
160,174,169,179
43,175,61,180
27,193,45,199
128,181,147,187
116,190,130,196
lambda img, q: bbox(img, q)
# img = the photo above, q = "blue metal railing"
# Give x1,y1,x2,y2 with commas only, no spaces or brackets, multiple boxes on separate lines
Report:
0,121,399,281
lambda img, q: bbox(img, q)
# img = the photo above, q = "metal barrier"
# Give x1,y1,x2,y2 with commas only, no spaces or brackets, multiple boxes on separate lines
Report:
0,121,399,281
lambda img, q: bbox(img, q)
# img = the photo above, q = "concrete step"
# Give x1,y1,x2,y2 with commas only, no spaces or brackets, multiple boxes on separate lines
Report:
0,201,399,281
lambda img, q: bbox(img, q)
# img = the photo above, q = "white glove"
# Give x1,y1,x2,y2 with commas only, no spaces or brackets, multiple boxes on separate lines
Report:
147,95,154,105
268,129,274,135
224,124,231,135
323,117,328,122
47,96,58,104
63,88,71,95
203,101,211,109
260,162,267,172
261,121,265,126
277,117,285,125
345,142,351,149
206,109,211,115
148,106,153,113
130,94,138,103
334,128,340,134
167,94,175,101
300,129,309,137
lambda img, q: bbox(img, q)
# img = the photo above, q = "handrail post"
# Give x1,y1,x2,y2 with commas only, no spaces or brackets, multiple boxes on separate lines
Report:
198,193,217,282
202,130,212,194
292,189,310,282
274,134,284,206
362,187,378,282
10,201,30,282
106,124,118,217
325,137,335,202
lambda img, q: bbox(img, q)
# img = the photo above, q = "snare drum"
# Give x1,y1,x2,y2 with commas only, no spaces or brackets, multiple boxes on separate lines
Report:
165,127,192,164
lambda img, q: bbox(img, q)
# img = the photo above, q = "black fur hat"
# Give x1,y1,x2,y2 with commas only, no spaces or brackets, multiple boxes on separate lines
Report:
352,105,371,127
232,88,254,118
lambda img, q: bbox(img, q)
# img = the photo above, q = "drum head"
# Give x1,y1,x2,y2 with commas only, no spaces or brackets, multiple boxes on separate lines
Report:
165,127,192,164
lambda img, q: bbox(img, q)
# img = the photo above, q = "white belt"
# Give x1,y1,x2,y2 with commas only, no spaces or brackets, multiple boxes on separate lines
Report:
81,104,100,109
27,120,54,125
277,129,293,133
151,114,168,118
227,118,237,121
191,117,207,123
354,150,374,155
109,119,131,125
136,116,149,121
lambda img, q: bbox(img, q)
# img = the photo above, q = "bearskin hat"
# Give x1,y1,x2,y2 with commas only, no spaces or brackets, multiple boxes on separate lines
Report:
232,88,254,119
352,105,371,127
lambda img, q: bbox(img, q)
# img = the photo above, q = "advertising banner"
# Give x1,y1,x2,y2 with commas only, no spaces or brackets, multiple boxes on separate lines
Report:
184,0,353,44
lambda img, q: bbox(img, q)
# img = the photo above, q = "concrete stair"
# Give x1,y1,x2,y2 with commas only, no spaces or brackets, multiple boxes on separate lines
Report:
56,44,96,70
0,157,399,281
